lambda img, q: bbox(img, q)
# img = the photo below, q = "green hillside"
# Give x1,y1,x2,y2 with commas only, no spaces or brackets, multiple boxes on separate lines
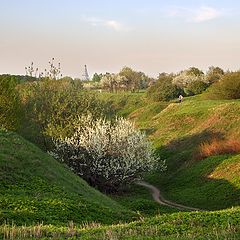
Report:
0,131,135,226
115,95,240,211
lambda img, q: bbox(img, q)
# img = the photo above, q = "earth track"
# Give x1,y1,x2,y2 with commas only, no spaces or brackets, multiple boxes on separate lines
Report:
136,181,203,212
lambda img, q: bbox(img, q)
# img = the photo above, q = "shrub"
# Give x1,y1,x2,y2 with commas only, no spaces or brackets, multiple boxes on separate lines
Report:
0,75,21,130
147,76,182,101
205,66,224,84
186,80,208,95
206,72,240,99
51,114,165,192
18,78,105,150
198,138,240,159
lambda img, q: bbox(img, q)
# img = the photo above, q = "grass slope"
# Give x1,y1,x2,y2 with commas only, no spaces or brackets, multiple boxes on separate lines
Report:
103,94,240,211
0,131,135,226
98,92,147,117
138,97,240,210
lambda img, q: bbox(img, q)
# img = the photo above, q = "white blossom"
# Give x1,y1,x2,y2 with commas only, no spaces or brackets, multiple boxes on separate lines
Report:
51,114,165,191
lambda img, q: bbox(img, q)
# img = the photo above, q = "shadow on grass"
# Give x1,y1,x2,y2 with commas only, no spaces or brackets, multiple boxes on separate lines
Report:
151,130,240,210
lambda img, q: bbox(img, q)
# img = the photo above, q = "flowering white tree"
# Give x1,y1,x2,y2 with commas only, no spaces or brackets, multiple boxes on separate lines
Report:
172,67,205,87
51,114,165,192
100,73,129,92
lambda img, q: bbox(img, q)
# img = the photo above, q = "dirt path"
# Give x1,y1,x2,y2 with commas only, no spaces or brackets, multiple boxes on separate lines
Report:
136,181,202,212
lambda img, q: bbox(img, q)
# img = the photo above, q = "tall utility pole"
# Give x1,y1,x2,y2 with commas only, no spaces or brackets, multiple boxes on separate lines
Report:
82,65,90,81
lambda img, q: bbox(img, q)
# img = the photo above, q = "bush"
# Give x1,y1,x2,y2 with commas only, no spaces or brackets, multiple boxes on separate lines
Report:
0,75,21,130
206,72,240,99
51,114,165,192
186,80,208,95
147,76,182,101
18,78,105,150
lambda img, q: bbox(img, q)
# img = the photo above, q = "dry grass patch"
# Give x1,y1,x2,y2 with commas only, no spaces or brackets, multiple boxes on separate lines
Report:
198,138,240,160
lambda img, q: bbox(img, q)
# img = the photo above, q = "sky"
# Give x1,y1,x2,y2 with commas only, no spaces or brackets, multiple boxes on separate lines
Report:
1,0,240,78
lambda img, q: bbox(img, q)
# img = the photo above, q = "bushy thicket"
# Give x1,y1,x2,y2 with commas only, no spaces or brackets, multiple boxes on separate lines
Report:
206,72,240,99
186,80,208,95
51,114,165,192
147,76,182,101
0,75,21,130
18,78,106,150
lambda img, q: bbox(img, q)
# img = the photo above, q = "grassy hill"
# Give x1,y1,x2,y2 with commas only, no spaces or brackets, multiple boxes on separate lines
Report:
135,97,240,210
0,131,135,226
102,94,240,211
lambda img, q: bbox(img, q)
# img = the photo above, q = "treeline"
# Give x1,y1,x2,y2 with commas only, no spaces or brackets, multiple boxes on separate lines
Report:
1,65,240,137
88,65,240,101
147,66,240,101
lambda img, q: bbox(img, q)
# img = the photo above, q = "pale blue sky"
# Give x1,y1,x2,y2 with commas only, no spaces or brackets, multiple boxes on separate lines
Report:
1,0,240,77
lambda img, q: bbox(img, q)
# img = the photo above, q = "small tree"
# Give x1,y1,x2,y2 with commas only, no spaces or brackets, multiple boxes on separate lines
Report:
206,72,240,99
92,73,102,82
172,67,204,87
186,80,208,95
147,76,182,101
205,66,224,84
51,115,165,192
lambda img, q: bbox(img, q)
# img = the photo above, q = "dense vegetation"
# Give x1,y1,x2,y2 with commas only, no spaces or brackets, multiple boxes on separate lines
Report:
206,71,240,99
147,76,182,101
52,115,164,192
18,78,105,150
0,75,21,131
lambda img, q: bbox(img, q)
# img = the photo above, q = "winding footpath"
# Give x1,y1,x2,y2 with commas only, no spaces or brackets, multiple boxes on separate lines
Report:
136,181,203,212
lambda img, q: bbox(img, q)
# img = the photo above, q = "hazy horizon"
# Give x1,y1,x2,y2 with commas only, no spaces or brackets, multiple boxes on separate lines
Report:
1,0,240,78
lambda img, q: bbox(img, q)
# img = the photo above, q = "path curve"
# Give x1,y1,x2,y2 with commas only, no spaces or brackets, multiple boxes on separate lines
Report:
136,181,203,212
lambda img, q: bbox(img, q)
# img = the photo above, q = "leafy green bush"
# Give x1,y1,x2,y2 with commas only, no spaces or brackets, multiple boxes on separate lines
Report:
206,72,240,99
147,76,182,101
18,78,106,150
186,80,208,95
0,75,21,130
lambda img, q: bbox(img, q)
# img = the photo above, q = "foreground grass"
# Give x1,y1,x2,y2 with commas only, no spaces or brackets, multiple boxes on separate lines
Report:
1,207,240,239
0,131,135,226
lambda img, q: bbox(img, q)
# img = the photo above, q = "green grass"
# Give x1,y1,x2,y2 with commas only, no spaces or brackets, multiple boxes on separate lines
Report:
154,154,240,210
1,207,240,239
101,94,240,212
0,131,135,226
97,92,147,117
1,92,240,239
